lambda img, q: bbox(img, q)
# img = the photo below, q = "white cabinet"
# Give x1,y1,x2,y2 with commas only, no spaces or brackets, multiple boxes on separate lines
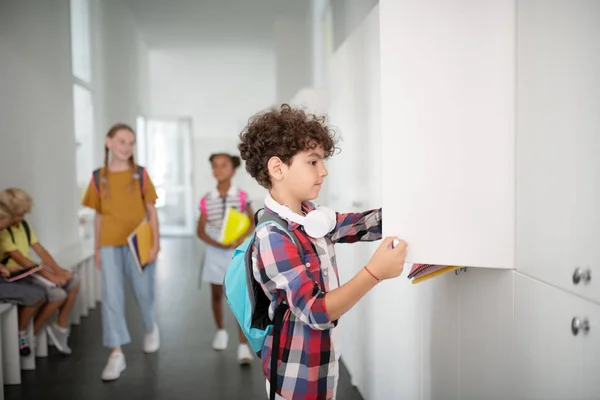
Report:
512,273,588,400
420,274,460,400
380,0,517,268
515,0,600,304
458,269,514,400
581,296,600,399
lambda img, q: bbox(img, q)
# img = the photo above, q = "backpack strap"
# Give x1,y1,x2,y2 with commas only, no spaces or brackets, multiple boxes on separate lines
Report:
137,165,146,198
199,196,208,216
252,208,304,400
92,166,146,199
270,301,287,400
239,189,247,213
1,221,32,265
92,168,102,197
255,210,304,258
21,220,31,246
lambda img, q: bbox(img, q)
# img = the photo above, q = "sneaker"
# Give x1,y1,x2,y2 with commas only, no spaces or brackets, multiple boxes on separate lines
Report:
143,323,160,353
237,343,253,365
212,329,228,351
19,331,30,357
102,352,126,381
46,324,72,355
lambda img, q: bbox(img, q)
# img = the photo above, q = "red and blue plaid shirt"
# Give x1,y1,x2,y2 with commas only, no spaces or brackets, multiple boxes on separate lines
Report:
252,203,382,400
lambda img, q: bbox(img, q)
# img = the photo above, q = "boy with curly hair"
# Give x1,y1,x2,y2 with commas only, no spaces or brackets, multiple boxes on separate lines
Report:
238,104,407,400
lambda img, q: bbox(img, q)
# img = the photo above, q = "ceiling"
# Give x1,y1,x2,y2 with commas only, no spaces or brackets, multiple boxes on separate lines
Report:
122,0,310,49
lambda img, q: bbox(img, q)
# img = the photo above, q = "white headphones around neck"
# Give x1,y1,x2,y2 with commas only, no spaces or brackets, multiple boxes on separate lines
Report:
264,193,337,239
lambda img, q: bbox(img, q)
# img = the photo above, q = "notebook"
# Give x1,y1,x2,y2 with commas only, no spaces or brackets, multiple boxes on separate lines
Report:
3,265,43,282
219,207,251,245
407,263,461,284
127,219,153,273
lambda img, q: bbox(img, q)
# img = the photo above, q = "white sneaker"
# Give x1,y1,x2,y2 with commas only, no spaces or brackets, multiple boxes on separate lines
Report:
212,330,229,351
143,323,160,353
238,343,253,365
101,352,126,381
46,324,72,355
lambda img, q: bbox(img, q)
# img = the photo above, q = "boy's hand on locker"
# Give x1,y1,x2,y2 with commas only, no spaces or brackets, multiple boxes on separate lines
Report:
367,236,407,281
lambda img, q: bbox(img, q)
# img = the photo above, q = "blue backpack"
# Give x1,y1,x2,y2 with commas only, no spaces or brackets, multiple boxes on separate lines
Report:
224,209,304,400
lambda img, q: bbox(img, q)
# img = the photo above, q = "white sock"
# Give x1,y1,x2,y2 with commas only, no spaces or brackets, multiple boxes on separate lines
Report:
19,330,26,337
55,324,69,333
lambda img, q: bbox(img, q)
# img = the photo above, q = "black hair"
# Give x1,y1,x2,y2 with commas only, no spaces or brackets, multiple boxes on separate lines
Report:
209,153,241,169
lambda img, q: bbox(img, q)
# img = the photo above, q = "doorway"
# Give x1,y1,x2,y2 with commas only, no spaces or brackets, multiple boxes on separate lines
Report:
136,116,195,236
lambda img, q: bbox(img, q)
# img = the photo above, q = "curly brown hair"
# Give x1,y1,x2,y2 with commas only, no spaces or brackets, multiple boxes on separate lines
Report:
238,104,338,188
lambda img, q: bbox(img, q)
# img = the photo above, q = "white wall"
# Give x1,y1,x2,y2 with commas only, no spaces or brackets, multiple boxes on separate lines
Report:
330,0,379,51
274,15,312,104
0,0,79,253
94,0,150,164
148,47,276,207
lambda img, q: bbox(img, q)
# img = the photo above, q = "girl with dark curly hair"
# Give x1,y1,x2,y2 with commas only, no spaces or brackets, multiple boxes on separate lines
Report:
197,152,255,364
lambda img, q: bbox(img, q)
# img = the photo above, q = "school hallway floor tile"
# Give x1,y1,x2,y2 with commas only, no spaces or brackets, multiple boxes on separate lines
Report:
4,237,364,400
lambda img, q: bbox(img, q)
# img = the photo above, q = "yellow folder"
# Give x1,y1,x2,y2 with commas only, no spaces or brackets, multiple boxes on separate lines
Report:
219,207,251,245
127,219,153,272
411,266,461,284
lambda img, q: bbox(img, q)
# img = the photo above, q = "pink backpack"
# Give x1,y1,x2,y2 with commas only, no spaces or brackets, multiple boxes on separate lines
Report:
199,189,247,216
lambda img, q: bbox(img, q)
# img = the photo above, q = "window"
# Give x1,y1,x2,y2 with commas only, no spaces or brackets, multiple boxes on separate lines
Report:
70,0,95,239
70,0,92,83
73,84,94,193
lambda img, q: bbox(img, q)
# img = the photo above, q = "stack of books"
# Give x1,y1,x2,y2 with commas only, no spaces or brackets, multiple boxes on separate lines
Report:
219,208,251,246
407,264,461,284
128,219,153,273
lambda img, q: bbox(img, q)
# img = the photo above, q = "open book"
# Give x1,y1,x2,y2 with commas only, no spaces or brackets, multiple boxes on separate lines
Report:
3,265,43,282
127,219,153,273
219,207,251,246
407,264,461,284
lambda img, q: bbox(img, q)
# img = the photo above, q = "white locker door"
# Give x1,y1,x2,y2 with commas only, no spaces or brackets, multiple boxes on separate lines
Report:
512,274,584,400
516,0,600,303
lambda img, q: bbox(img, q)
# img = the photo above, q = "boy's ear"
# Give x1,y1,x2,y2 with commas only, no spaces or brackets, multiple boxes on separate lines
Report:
267,156,285,183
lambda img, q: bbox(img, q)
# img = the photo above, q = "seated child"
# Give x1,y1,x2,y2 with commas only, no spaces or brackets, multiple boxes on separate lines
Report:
0,188,80,355
0,200,46,356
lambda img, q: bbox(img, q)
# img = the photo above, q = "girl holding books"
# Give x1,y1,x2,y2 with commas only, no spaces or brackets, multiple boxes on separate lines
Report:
81,123,160,382
197,153,254,363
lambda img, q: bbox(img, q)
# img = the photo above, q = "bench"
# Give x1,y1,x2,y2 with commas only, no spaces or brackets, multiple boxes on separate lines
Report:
0,303,20,398
1,239,96,377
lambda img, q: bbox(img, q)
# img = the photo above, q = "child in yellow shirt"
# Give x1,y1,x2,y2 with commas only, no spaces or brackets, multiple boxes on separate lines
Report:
0,188,80,355
0,195,46,356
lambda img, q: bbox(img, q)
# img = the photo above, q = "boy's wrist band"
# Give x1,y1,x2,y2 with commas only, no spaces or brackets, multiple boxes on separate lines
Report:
364,265,381,282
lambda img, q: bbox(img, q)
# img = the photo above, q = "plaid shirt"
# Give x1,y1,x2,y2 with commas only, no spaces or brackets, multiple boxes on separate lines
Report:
252,203,382,400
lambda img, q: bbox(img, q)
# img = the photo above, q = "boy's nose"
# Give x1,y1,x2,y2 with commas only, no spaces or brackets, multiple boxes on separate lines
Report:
320,165,328,177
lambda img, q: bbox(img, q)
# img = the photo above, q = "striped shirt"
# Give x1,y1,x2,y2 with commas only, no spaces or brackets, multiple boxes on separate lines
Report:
199,186,249,232
252,203,383,400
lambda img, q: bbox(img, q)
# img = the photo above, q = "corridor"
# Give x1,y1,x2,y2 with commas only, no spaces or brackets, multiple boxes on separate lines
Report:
3,238,363,400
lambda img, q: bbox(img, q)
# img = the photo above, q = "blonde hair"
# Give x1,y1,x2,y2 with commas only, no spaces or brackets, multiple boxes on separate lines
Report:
0,188,33,214
0,201,10,222
103,123,138,196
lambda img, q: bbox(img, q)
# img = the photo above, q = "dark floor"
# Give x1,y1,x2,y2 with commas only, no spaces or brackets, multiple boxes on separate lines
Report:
4,237,364,400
